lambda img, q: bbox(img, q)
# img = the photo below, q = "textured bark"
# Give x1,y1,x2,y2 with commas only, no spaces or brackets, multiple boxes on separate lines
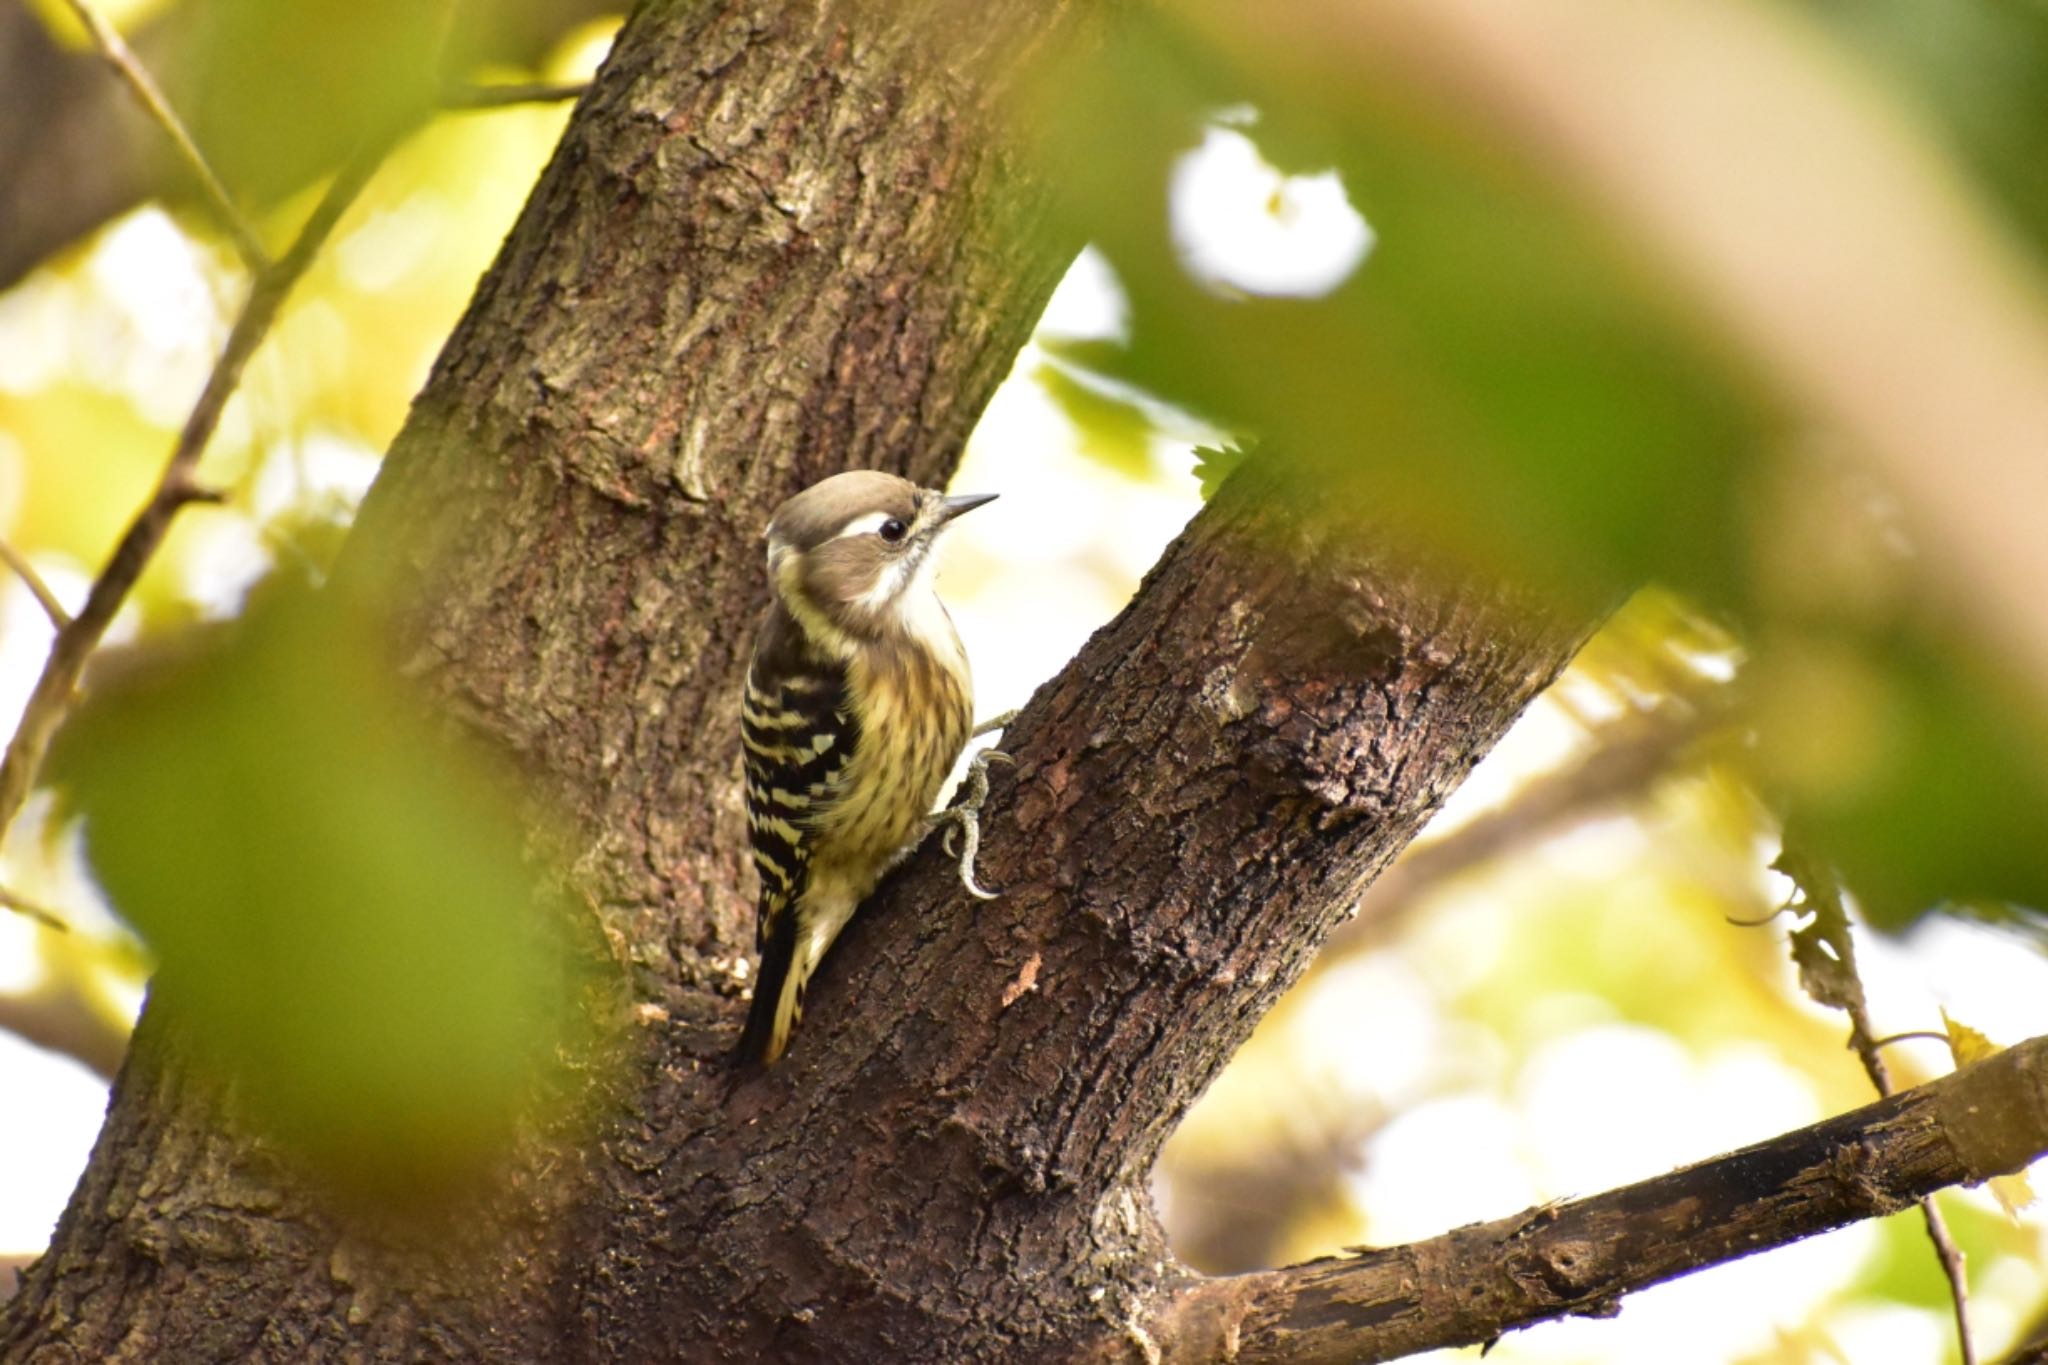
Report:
1,0,1590,1360
648,469,1584,1358
2,0,1090,1358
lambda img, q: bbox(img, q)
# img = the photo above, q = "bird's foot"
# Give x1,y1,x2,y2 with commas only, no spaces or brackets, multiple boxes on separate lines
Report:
931,713,1019,900
970,708,1019,742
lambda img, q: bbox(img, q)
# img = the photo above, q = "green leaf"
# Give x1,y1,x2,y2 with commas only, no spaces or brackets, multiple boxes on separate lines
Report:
1031,10,2048,931
1192,442,1253,501
56,585,583,1205
188,0,449,201
1034,359,1158,480
1756,628,2048,927
1037,15,1764,615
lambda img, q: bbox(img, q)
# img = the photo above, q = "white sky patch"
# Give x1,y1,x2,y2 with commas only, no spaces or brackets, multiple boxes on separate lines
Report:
0,911,39,993
1291,951,1445,1107
1351,1091,1536,1240
252,430,384,524
944,349,1204,722
1169,125,1374,298
176,512,274,618
0,1030,108,1253
1899,913,2048,1043
81,208,227,426
1521,1029,1822,1193
0,277,74,395
1506,1223,1876,1365
0,555,92,739
88,209,221,354
1416,694,1589,842
1035,246,1129,343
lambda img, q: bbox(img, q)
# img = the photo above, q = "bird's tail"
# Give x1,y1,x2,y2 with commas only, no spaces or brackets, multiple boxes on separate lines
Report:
734,909,804,1069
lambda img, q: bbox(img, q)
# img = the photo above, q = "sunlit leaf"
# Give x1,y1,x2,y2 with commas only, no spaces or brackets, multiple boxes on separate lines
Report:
1795,0,2048,256
1035,15,1764,614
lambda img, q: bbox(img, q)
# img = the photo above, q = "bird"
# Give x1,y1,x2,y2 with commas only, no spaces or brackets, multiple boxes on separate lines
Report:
733,469,1005,1068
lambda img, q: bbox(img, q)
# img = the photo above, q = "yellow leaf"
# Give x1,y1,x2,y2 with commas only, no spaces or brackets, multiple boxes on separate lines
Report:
1941,1008,2001,1066
1941,1010,2036,1215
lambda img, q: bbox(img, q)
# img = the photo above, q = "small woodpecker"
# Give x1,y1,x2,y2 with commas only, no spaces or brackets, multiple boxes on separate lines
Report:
734,470,1001,1068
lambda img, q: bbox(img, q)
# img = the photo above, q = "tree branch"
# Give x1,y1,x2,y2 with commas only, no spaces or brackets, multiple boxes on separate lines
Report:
1333,687,1730,954
1772,847,1978,1364
53,0,268,272
0,144,383,845
0,540,71,631
443,81,589,110
1188,0,2048,712
2,0,1106,1353
690,465,1594,1355
0,885,69,933
1135,1032,2048,1364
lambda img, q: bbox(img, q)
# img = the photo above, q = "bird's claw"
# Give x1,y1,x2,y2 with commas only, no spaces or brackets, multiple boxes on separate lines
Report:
931,738,1014,901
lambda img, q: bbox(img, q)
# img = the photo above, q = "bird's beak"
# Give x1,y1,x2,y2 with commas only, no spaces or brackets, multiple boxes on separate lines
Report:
934,491,998,526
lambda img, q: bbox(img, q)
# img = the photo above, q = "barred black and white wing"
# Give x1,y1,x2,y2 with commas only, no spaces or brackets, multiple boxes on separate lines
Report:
734,656,859,1067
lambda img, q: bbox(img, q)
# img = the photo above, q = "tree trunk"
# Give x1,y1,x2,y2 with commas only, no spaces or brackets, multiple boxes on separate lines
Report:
0,0,1586,1359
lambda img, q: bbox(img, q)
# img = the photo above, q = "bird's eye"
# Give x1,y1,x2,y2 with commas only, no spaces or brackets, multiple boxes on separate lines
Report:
878,518,908,543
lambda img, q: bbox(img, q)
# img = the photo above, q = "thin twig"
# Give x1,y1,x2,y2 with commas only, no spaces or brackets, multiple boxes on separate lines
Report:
0,146,388,847
0,886,69,933
1870,1030,1952,1050
0,540,72,630
1772,848,1977,1365
55,0,270,272
443,81,590,110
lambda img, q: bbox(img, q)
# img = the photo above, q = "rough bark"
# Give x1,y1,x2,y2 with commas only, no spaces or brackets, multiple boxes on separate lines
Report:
8,0,2028,1358
645,468,1584,1357
0,0,1578,1361
3,0,1090,1357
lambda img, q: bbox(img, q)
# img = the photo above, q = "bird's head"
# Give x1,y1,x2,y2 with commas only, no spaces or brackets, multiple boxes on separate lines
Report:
764,471,996,643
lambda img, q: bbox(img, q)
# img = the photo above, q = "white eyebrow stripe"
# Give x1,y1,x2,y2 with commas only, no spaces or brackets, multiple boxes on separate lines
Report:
830,511,894,541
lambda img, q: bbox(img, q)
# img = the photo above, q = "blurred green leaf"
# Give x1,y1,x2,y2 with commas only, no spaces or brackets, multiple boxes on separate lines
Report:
188,0,450,201
1797,0,2048,258
1758,628,2048,927
1037,15,1765,615
1029,11,2048,930
1034,359,1157,480
1192,441,1253,501
55,584,580,1204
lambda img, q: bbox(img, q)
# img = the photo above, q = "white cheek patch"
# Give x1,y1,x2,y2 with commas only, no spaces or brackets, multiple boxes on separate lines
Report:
855,556,912,609
765,533,792,573
830,511,894,542
897,556,966,669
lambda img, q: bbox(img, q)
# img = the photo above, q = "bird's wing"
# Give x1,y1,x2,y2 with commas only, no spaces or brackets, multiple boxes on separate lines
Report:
740,661,860,949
